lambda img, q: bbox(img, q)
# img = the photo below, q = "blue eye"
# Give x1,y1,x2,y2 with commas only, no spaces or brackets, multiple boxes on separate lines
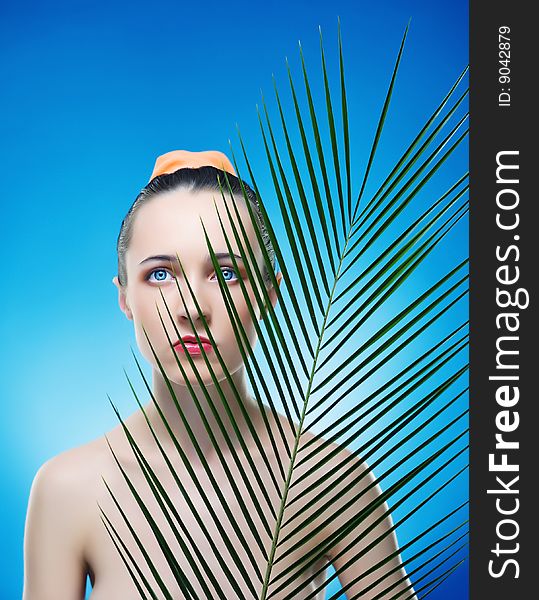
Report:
147,268,174,283
213,267,238,282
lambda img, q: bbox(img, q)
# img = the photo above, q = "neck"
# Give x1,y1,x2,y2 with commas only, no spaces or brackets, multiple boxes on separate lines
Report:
143,364,261,466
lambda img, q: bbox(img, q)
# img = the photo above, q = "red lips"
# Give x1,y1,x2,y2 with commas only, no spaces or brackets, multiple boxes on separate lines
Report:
173,334,213,355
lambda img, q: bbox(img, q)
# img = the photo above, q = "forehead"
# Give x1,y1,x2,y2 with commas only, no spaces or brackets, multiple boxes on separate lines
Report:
126,188,258,264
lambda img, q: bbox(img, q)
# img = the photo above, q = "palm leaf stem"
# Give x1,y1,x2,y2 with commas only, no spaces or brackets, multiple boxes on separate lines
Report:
261,144,426,600
320,203,469,367
291,365,466,502
304,320,467,434
253,127,453,590
286,465,468,600
281,404,468,596
239,102,468,540
280,456,467,598
256,116,446,589
258,228,356,600
276,417,468,565
311,292,467,445
302,330,467,447
256,189,465,598
289,374,467,506
103,20,469,599
281,385,467,536
305,353,466,466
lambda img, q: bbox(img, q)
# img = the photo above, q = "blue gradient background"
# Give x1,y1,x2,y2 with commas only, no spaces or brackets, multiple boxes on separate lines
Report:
0,1,468,598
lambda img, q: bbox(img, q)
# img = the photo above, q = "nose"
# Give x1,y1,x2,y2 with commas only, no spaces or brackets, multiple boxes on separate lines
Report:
175,277,210,326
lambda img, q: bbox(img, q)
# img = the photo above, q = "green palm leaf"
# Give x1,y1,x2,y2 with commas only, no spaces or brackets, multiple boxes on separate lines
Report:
102,20,468,599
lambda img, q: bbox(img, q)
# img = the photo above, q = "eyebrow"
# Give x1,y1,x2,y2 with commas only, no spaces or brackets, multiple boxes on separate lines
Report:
139,253,244,265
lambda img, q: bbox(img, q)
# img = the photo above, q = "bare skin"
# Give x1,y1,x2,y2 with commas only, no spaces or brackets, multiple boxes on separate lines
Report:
23,187,416,600
23,402,413,600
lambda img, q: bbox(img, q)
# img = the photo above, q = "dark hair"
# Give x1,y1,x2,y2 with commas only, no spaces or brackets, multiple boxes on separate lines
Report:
116,166,276,288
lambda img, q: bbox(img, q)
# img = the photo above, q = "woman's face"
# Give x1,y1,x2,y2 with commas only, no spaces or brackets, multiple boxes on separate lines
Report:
113,187,281,386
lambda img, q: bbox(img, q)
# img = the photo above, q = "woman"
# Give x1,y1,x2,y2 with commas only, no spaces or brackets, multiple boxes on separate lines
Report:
23,150,416,599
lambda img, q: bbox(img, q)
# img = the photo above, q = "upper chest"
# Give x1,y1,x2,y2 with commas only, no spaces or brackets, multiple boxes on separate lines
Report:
85,442,331,600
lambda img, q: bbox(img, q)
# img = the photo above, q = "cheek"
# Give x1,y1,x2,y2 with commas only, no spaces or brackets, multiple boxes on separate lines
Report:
131,297,169,341
235,295,262,329
230,283,258,315
131,283,171,317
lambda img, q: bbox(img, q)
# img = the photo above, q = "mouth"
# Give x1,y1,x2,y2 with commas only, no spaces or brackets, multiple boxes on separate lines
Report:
173,335,213,356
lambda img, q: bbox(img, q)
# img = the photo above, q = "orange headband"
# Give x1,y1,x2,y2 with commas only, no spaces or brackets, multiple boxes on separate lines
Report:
149,149,237,182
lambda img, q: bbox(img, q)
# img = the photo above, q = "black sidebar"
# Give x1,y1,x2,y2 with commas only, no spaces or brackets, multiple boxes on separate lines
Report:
470,1,537,598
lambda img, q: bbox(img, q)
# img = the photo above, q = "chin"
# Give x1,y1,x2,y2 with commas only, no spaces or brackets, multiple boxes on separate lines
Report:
168,361,225,387
153,348,241,386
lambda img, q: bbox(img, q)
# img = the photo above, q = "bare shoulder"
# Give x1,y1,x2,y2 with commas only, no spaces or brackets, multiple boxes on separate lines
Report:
33,433,110,487
268,411,378,519
28,437,108,536
23,438,111,600
268,411,374,488
291,433,415,597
